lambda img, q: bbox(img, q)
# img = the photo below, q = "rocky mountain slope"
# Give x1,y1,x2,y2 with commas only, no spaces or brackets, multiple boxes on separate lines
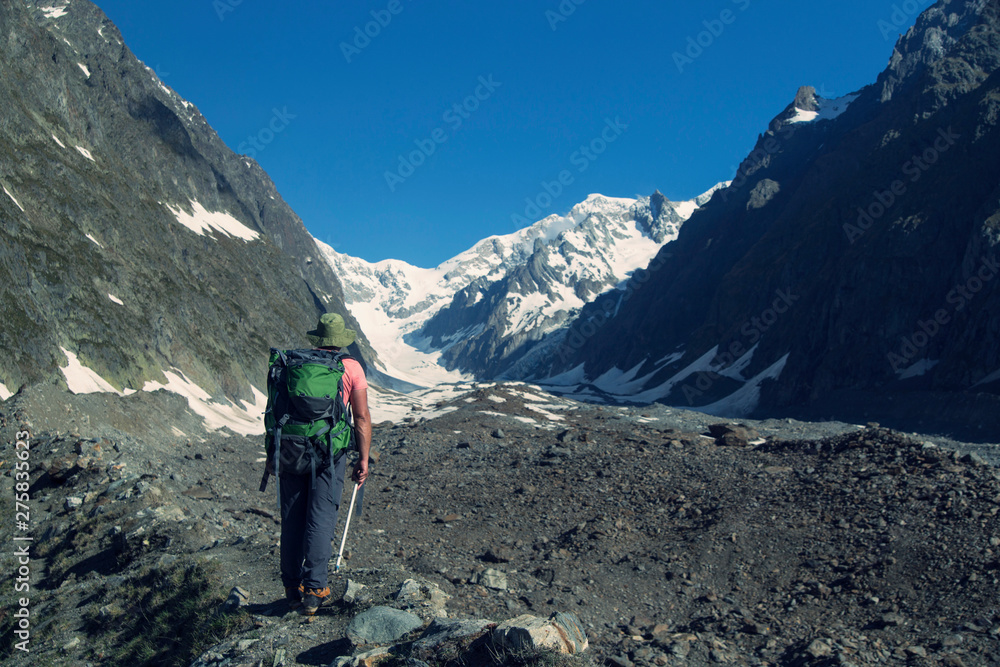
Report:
540,0,1000,427
2,383,999,666
0,0,375,418
321,187,723,386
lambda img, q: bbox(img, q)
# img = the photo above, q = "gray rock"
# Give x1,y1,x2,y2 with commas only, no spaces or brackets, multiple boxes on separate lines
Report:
474,568,508,591
960,452,987,466
347,606,423,646
806,638,833,658
411,617,493,656
881,612,906,627
343,580,367,605
218,586,250,615
395,578,450,617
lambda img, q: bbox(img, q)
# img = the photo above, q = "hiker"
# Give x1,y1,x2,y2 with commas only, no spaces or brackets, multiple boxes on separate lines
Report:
265,313,371,615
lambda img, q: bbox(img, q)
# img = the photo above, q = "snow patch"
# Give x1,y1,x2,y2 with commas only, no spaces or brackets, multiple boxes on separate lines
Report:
789,93,860,124
86,233,103,247
525,404,565,422
540,363,588,386
0,382,12,401
108,293,124,305
898,358,939,380
715,344,758,381
61,347,121,395
697,354,790,418
165,200,260,242
77,62,90,78
41,5,69,19
3,185,24,212
75,146,95,161
974,366,1000,387
143,370,267,436
52,134,66,149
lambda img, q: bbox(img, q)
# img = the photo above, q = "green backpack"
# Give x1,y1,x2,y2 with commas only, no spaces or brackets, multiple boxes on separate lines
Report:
264,348,354,481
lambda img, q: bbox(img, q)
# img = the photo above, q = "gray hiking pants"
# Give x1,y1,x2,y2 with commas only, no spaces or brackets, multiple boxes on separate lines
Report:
279,452,346,591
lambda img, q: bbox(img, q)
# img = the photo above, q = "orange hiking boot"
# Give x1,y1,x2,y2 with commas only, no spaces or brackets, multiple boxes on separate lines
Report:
300,587,332,615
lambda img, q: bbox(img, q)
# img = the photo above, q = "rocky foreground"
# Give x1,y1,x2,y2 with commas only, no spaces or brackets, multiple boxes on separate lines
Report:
2,383,1000,666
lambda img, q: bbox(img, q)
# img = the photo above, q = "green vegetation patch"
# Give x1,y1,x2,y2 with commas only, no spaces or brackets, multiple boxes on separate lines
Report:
83,557,251,667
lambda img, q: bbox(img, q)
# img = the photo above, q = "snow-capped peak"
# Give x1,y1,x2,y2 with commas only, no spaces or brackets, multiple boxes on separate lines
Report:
785,86,860,124
320,184,725,387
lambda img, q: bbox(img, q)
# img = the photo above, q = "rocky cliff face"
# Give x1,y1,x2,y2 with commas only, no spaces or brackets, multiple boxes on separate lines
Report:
0,1,373,409
542,0,1000,417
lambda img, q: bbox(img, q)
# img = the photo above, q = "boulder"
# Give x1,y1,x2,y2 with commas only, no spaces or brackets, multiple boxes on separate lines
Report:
411,617,494,661
492,612,588,655
708,423,761,447
347,606,423,646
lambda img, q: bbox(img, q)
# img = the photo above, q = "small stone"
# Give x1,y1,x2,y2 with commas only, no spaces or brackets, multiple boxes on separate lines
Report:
905,646,928,658
669,641,690,658
492,428,505,439
881,612,905,627
475,568,508,590
960,452,987,466
65,496,83,510
219,586,250,614
651,623,671,637
806,639,833,659
343,580,367,604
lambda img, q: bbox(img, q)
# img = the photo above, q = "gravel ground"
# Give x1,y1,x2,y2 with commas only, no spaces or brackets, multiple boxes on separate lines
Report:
2,382,999,666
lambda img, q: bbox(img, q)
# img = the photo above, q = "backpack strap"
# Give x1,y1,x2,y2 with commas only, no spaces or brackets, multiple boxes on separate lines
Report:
272,413,290,510
266,350,290,511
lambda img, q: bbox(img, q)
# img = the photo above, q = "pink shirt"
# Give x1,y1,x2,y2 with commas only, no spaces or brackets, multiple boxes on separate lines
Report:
341,357,368,397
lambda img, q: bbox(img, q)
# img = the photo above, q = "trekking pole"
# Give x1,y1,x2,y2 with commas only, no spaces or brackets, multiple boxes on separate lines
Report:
334,482,360,572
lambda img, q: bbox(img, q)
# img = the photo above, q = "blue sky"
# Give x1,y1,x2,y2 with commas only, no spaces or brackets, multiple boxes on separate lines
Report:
94,0,929,267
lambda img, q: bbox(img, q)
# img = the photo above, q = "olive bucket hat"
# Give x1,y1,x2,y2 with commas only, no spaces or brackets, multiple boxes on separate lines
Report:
306,313,356,348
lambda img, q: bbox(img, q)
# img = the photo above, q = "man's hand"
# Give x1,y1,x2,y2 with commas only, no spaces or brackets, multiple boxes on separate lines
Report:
352,458,369,486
